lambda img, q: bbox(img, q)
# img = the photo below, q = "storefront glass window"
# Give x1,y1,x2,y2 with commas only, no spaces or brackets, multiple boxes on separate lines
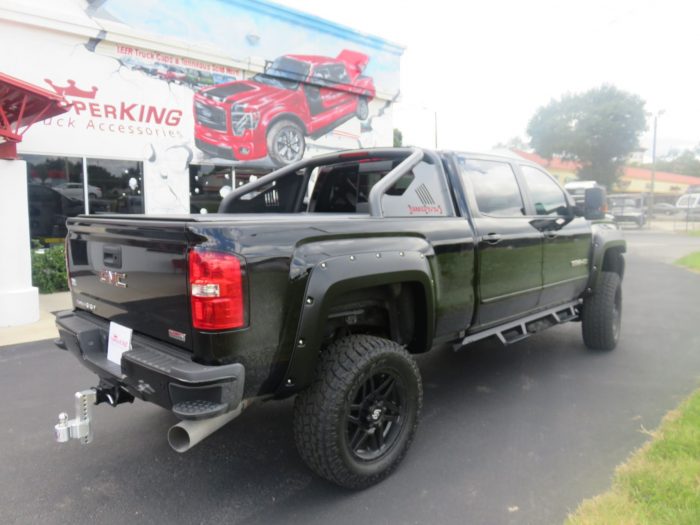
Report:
23,155,144,242
189,165,234,213
24,155,85,241
189,164,270,213
87,159,144,215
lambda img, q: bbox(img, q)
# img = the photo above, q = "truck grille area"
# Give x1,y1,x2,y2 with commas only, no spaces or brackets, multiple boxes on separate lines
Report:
195,101,227,131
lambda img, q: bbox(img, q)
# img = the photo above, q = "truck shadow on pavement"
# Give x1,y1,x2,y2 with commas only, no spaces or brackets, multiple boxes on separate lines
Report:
83,327,596,524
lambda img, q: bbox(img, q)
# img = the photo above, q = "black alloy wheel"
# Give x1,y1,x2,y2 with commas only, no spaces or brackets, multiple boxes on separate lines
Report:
346,368,406,461
294,335,422,489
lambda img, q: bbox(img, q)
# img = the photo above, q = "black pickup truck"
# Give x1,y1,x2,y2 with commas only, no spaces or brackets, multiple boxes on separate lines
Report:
54,147,625,489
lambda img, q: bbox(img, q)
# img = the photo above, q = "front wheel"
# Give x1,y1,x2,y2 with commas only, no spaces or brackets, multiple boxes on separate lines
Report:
355,96,369,121
293,335,422,489
266,119,305,166
582,271,622,351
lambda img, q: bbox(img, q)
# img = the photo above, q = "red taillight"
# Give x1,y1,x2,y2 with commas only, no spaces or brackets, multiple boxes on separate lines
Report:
188,249,245,331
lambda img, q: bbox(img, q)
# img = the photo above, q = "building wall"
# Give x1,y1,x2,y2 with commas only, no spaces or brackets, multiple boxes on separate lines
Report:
1,0,402,217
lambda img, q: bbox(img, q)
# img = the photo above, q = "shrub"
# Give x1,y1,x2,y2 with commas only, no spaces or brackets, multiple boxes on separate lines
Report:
31,241,69,294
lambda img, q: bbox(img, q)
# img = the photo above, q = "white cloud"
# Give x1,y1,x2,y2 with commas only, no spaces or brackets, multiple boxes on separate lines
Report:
274,0,700,154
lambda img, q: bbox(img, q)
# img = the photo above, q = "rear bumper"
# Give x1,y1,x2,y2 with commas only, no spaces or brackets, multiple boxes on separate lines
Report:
55,310,245,420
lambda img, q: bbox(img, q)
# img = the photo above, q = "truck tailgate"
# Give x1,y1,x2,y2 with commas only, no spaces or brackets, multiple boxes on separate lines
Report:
66,217,193,351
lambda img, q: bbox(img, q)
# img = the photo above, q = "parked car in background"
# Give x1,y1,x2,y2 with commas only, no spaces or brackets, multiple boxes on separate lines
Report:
651,202,678,216
564,180,601,207
54,182,102,199
608,194,647,227
27,184,83,238
158,66,187,83
676,193,700,218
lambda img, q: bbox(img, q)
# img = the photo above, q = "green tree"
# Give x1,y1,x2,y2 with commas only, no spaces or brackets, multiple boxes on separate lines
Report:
646,148,700,177
493,136,528,150
393,128,403,147
527,85,647,188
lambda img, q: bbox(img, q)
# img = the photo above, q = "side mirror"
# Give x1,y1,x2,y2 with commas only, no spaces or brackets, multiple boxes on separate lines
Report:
584,187,607,220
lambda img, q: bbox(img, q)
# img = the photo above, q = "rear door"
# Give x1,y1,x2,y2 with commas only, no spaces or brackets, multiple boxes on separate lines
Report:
456,157,544,327
66,216,193,350
517,164,591,308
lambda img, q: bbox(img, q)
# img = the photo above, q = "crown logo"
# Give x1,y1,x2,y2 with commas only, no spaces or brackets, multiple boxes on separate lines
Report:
44,79,98,99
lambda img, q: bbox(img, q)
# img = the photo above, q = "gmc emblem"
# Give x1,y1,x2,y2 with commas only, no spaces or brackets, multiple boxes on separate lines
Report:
99,269,127,288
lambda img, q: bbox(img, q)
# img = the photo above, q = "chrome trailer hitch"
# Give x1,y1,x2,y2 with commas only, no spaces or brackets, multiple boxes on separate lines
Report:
54,390,98,444
54,384,134,444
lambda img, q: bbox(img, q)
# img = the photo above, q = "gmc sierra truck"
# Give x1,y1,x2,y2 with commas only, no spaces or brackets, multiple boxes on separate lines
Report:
53,147,625,489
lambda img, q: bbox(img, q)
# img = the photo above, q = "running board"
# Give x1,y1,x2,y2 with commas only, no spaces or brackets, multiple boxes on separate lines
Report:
456,300,581,349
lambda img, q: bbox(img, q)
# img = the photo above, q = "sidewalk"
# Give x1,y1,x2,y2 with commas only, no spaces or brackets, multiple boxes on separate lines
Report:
647,217,700,233
0,292,71,347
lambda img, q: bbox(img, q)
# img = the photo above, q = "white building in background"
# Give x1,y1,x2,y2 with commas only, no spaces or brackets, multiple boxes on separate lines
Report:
1,0,402,243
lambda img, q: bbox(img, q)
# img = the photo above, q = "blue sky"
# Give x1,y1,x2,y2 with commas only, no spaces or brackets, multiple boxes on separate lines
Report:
100,0,401,97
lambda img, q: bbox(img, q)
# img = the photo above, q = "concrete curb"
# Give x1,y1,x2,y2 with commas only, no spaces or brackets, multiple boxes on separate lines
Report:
0,291,71,347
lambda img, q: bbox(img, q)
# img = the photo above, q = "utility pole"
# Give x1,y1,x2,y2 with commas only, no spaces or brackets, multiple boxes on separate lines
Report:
649,110,664,215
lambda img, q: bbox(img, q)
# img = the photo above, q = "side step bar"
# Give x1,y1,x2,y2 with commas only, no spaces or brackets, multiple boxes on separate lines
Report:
456,300,581,349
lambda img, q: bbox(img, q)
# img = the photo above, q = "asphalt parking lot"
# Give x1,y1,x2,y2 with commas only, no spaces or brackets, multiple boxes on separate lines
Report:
1,230,699,525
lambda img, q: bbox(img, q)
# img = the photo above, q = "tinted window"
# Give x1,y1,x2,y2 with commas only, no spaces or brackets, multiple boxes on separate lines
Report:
458,158,525,217
520,165,568,216
86,158,144,215
382,161,452,217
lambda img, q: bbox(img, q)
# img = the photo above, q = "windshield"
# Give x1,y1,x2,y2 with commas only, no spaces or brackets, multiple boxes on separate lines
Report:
253,57,310,90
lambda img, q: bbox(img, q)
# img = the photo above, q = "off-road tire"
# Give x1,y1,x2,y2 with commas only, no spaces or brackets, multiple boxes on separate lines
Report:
582,271,622,351
266,119,305,167
293,335,422,489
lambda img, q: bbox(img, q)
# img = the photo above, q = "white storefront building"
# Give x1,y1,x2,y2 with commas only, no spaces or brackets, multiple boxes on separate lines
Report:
0,0,402,325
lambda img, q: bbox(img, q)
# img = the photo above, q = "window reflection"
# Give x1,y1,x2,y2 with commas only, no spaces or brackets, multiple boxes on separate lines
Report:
87,159,144,215
189,165,269,213
458,158,525,217
24,155,84,240
23,155,144,243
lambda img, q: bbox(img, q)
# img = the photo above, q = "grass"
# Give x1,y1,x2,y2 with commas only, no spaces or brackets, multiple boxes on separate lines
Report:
565,389,700,525
675,251,700,272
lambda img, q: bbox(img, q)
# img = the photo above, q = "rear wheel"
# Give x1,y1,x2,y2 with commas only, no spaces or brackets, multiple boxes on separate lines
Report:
355,96,369,121
267,119,305,166
582,271,622,351
293,335,422,489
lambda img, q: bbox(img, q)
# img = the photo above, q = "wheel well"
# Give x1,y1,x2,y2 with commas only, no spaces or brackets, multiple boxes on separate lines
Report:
602,247,625,279
267,113,307,137
323,282,429,354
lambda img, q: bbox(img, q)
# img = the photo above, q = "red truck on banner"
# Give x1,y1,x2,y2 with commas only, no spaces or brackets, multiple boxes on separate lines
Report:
193,50,375,166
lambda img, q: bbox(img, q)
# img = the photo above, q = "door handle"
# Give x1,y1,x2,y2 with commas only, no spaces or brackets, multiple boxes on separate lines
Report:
481,233,503,245
544,232,558,240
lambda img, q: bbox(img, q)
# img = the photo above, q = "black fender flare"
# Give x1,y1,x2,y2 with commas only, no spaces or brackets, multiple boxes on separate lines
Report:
277,248,435,395
586,226,627,293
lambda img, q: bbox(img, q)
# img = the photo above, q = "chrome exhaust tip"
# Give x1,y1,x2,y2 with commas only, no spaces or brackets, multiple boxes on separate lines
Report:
167,405,242,453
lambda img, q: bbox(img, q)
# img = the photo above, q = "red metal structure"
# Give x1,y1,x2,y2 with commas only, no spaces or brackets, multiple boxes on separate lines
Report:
0,72,69,159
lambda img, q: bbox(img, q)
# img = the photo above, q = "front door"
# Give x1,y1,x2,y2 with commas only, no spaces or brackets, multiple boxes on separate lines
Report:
517,164,591,307
456,157,544,328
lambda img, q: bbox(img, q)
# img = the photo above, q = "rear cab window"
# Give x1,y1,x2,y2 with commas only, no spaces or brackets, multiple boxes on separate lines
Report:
456,157,525,217
222,156,454,217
